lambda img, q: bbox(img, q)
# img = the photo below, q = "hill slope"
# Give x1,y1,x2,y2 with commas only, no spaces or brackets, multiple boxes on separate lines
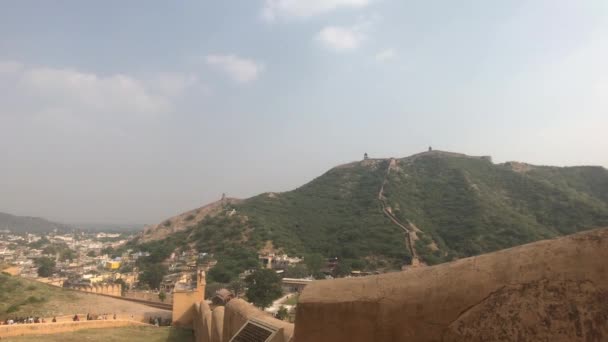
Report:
0,273,170,321
0,212,72,233
136,151,608,281
383,152,608,264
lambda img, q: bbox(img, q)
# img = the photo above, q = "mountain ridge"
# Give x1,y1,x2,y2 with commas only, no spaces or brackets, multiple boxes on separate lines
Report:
136,150,608,282
0,212,73,233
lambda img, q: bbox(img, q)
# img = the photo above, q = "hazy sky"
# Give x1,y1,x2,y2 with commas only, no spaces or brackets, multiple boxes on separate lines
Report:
1,0,607,224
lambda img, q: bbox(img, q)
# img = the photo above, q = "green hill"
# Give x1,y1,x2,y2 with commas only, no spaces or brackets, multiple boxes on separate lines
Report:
0,273,78,319
135,151,608,282
383,153,608,264
0,273,171,321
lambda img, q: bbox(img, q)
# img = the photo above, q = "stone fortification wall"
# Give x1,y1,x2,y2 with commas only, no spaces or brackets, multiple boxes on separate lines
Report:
210,306,224,342
0,319,148,338
68,283,121,297
295,228,608,342
405,149,492,163
193,298,294,342
194,301,212,341
124,290,173,304
173,290,201,327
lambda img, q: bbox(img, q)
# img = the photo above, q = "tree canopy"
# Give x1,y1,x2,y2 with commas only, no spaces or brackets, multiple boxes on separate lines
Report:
35,257,56,277
245,269,283,308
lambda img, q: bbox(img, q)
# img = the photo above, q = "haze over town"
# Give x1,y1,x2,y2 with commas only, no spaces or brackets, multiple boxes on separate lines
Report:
1,0,607,224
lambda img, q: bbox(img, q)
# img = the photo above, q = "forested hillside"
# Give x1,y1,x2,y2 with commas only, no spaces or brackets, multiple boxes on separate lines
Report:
136,151,608,282
383,154,608,264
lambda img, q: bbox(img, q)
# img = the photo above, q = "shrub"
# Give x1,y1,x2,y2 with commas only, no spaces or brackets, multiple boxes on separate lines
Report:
6,304,20,313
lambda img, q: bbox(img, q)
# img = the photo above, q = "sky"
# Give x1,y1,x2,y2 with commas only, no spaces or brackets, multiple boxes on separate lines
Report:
1,0,607,224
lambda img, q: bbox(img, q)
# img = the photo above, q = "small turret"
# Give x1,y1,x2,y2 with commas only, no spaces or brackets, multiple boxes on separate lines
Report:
364,153,369,160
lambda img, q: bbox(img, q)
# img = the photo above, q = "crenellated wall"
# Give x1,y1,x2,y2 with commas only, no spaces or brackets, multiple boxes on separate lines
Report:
69,283,122,297
295,228,608,342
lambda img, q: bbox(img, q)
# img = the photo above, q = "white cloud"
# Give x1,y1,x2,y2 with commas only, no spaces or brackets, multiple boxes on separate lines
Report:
0,60,23,74
205,54,264,84
147,72,200,98
375,48,396,62
0,60,197,119
315,26,366,51
21,67,170,114
262,0,371,20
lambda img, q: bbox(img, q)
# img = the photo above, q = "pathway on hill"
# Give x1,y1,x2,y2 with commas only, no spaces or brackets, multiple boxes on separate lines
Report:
378,158,421,267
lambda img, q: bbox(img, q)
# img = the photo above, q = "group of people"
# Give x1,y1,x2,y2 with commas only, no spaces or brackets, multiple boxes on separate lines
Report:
76,313,117,321
2,316,48,325
3,313,120,325
3,313,170,326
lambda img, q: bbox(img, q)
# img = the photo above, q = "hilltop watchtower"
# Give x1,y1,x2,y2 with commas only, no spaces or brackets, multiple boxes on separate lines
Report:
364,153,369,160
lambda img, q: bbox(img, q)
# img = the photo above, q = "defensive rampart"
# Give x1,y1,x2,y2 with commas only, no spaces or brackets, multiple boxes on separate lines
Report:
68,283,122,297
295,228,608,341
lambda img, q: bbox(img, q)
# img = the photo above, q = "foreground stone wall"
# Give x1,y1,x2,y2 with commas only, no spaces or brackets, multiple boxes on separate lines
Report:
173,290,201,327
0,320,148,338
193,298,294,342
295,228,608,342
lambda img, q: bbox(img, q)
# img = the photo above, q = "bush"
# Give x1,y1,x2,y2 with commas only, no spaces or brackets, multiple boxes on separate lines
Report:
26,296,44,304
276,306,289,320
6,304,20,313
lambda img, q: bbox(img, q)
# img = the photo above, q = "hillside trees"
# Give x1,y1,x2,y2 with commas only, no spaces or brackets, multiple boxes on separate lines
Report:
245,269,283,309
139,263,167,290
35,257,56,277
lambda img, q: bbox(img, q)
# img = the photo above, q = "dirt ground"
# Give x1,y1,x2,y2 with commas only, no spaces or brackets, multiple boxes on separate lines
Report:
42,292,172,323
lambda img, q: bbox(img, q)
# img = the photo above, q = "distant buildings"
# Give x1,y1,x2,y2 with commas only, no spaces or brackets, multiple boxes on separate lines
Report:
105,260,121,270
258,253,302,270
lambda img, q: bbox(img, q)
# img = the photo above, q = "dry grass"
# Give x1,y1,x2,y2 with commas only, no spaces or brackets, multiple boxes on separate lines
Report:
0,275,170,322
1,326,193,342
